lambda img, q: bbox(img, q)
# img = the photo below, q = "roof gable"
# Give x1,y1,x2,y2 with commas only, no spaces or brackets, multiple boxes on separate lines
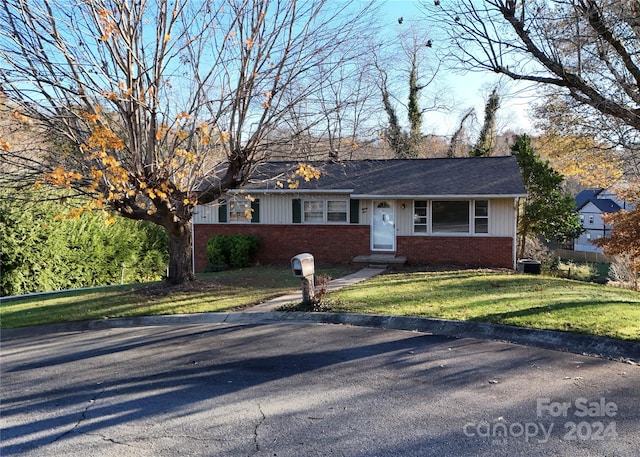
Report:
586,198,621,213
575,188,624,213
575,189,603,209
244,156,526,197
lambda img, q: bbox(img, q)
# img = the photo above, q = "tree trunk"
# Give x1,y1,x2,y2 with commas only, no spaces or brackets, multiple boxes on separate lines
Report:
518,231,526,260
165,219,195,285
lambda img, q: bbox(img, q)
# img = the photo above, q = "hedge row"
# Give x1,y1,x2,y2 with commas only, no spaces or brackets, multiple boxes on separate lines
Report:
1,193,168,296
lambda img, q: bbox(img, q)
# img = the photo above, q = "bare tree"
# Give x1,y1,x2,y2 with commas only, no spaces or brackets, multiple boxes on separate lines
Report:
0,0,376,284
428,0,640,259
428,0,640,168
372,25,445,158
269,55,381,162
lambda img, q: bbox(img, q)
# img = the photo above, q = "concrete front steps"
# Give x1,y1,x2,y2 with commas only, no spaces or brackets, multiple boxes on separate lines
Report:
353,254,407,268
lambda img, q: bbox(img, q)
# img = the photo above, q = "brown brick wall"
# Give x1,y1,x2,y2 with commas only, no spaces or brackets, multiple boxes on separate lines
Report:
193,224,370,272
193,224,514,272
396,236,514,269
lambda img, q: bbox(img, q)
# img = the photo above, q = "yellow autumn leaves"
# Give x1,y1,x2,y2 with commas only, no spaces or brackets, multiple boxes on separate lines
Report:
31,103,323,224
155,113,227,146
262,91,272,109
534,134,623,188
98,9,118,42
43,166,83,188
276,163,321,189
39,108,203,221
103,84,154,103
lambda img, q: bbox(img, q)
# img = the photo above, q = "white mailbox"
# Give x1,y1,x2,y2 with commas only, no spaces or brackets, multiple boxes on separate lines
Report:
291,253,315,278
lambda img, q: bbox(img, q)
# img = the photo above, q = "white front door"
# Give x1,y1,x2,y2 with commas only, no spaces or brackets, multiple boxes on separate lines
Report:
371,201,396,251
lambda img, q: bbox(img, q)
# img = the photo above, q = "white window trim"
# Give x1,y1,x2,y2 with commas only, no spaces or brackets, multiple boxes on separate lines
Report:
430,200,471,235
412,200,429,234
473,200,490,235
412,199,490,236
302,198,349,224
228,197,253,224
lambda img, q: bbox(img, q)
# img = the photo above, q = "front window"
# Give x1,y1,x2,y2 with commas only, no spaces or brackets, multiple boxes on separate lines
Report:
229,199,251,222
327,200,347,222
432,201,469,233
303,200,324,222
303,199,348,223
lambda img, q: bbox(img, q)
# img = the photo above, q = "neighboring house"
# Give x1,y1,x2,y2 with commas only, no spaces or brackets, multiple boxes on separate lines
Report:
574,187,632,253
192,157,527,272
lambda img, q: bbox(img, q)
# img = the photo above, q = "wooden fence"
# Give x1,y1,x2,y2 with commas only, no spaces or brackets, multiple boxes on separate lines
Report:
555,248,610,264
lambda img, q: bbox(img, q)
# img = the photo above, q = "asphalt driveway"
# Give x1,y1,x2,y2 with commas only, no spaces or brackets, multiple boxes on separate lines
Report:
1,321,639,457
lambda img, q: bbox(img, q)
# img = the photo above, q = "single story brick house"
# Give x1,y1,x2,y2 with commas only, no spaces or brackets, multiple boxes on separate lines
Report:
192,156,526,272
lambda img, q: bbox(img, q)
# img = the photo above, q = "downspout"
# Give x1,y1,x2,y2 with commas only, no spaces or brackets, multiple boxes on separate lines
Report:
513,197,519,269
191,221,195,276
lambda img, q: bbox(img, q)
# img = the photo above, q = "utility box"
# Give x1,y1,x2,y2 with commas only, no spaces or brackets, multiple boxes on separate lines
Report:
517,259,542,275
291,253,315,278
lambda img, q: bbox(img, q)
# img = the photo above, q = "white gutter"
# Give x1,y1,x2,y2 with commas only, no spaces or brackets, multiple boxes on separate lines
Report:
227,189,528,199
351,194,528,199
228,189,355,195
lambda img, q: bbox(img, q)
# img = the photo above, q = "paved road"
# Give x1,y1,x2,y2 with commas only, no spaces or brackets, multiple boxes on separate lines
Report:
1,322,639,456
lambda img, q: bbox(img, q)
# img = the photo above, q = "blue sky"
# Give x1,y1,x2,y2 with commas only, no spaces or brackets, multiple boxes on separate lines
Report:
370,0,535,136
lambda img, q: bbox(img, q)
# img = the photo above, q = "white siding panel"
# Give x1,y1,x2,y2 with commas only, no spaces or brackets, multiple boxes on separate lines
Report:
262,194,293,224
490,199,517,237
359,200,372,226
193,203,218,224
196,193,356,225
195,196,518,236
395,200,413,236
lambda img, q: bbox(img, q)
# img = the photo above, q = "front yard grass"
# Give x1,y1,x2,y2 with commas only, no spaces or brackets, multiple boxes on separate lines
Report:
2,266,639,343
326,269,640,342
0,266,354,329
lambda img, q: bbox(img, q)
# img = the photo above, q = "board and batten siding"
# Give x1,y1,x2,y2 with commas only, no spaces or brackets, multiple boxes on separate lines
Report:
194,195,516,237
193,202,220,224
394,200,413,235
193,193,359,225
490,199,517,237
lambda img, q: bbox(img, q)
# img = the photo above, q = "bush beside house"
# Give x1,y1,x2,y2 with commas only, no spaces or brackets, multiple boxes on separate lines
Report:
206,234,260,270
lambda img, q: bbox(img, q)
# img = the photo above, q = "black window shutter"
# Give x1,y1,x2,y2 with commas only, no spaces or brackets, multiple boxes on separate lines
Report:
292,198,302,223
350,199,359,224
218,201,228,223
251,199,260,223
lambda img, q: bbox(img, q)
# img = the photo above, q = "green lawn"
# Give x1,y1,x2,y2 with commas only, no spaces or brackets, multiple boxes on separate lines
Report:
0,266,353,329
2,267,639,342
327,270,640,341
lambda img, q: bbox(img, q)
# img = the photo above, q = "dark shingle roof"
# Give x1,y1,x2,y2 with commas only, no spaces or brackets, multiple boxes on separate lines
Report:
575,189,603,209
243,156,526,197
586,198,621,213
575,189,622,213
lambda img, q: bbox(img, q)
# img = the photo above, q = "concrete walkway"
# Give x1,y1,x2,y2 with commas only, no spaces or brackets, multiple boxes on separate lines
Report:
244,267,386,313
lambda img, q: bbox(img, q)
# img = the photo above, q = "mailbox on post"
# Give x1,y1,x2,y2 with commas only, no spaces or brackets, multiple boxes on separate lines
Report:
291,253,315,305
291,253,314,278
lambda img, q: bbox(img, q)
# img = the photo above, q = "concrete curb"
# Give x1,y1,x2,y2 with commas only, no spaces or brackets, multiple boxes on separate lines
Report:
2,311,638,363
